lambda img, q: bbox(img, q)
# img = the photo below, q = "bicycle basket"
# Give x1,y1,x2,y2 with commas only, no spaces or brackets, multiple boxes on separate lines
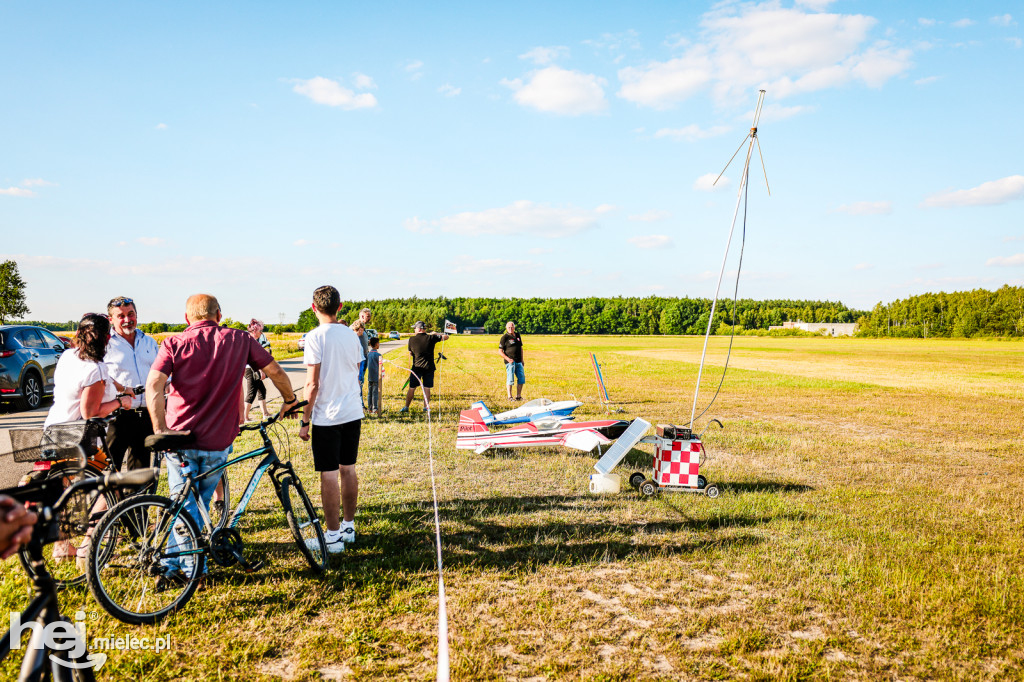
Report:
43,421,104,458
9,441,86,466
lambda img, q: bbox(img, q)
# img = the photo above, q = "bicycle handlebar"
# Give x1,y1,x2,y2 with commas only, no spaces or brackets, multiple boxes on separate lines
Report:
239,400,308,432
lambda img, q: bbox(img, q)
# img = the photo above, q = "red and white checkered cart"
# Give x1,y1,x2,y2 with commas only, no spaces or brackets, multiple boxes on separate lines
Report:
629,424,719,498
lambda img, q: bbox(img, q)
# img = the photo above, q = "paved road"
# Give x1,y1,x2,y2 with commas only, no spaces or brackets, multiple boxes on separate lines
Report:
0,340,405,482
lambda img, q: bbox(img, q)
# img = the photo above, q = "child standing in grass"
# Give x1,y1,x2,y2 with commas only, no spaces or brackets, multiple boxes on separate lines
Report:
366,337,382,416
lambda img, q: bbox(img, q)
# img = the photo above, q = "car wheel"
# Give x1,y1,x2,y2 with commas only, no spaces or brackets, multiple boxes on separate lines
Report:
17,371,43,410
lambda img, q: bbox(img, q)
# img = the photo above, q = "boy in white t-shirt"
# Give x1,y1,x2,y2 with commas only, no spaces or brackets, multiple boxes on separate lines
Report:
297,285,364,552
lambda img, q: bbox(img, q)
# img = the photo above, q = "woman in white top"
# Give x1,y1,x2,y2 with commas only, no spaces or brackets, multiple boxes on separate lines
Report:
43,313,132,563
45,313,133,427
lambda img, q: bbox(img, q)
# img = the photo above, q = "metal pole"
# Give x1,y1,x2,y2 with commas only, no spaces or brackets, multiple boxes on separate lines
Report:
690,90,765,427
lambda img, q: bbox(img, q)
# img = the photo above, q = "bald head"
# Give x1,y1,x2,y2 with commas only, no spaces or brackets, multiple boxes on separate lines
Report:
186,294,221,324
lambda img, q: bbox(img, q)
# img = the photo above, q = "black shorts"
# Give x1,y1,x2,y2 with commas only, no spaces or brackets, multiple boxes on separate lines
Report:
310,420,361,471
245,367,267,402
409,370,434,389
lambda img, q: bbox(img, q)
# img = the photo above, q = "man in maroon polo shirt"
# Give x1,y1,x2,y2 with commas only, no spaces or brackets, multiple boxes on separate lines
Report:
146,294,298,575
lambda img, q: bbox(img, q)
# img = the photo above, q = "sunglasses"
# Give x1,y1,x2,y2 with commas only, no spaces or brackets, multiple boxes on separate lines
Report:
109,297,134,307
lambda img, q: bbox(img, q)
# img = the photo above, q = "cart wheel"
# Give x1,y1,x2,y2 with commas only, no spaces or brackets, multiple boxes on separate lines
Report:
629,472,646,489
705,485,720,499
639,481,657,497
697,475,707,489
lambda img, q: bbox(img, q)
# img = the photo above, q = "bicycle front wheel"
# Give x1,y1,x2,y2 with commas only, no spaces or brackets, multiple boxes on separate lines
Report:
18,463,119,590
86,494,205,625
279,474,328,572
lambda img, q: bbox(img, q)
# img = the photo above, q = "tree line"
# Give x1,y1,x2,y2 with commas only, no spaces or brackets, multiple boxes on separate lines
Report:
296,296,863,335
856,286,1024,338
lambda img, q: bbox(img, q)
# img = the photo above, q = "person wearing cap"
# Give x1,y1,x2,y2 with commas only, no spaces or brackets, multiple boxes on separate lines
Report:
103,296,160,473
400,321,448,413
242,318,273,422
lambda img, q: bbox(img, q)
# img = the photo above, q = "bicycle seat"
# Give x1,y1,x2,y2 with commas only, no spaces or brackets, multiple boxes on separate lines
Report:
145,432,196,451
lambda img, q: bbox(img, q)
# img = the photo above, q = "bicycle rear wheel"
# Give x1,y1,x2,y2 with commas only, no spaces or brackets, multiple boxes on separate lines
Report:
279,474,327,572
86,494,205,625
18,463,119,589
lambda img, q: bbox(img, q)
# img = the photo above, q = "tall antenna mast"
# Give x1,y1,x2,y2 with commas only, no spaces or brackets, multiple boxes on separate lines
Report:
689,89,770,427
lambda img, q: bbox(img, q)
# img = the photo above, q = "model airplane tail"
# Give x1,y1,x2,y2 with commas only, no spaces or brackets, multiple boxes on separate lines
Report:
458,408,490,434
470,401,497,424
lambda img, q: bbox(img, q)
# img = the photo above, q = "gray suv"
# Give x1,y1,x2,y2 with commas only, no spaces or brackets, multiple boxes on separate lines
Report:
0,325,68,410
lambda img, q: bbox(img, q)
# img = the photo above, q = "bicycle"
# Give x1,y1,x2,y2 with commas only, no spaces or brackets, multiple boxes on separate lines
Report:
9,388,194,590
0,456,157,682
84,402,328,625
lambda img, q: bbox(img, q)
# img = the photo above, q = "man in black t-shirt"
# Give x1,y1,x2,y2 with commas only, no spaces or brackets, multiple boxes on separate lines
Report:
498,321,525,400
400,321,449,413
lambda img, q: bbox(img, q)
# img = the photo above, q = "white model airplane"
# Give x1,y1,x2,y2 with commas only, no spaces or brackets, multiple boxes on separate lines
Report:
470,398,583,425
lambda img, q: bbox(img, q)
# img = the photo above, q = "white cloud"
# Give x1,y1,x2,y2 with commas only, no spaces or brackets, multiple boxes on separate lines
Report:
629,235,673,249
1009,38,1023,48
405,60,424,80
594,204,616,214
654,124,730,141
991,14,1015,27
617,3,912,108
952,18,975,28
1003,235,1024,242
293,77,377,110
136,237,165,247
293,239,312,246
921,175,1024,208
408,200,608,238
403,218,434,234
21,178,56,187
501,66,607,115
914,75,940,86
755,103,814,121
0,187,34,197
448,255,539,275
694,173,731,191
353,73,377,90
437,83,461,97
629,210,671,222
987,254,1024,266
918,18,937,27
155,123,168,130
834,201,892,215
529,247,553,255
519,46,569,65
854,263,875,271
617,52,713,109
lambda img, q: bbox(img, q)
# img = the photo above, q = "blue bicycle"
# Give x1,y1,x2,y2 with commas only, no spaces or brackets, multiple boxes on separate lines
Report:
83,404,328,624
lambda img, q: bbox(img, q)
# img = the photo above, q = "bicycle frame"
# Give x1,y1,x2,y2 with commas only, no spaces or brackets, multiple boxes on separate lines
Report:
151,427,297,558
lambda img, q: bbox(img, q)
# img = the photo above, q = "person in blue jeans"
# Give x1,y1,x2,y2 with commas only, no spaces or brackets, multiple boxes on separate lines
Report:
146,294,298,580
498,321,526,401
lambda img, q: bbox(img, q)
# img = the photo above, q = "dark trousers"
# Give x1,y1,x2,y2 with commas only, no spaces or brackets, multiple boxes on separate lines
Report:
106,408,154,472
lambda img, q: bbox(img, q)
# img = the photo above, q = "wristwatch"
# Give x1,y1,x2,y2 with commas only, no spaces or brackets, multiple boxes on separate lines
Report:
300,420,310,428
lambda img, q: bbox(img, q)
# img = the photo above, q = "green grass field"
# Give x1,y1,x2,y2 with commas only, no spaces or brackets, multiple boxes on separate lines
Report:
2,335,1022,680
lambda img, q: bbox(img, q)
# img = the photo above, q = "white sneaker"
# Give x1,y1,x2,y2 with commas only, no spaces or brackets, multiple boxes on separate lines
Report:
339,526,356,544
307,536,344,554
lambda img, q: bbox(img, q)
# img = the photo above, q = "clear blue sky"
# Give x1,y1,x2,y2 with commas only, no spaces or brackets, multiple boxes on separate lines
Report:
2,1,1021,324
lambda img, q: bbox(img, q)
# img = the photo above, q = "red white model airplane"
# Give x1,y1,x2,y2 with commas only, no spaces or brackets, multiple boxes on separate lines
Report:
457,407,630,454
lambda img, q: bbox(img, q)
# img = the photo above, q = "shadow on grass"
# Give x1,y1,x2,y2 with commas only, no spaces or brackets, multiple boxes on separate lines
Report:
320,494,799,586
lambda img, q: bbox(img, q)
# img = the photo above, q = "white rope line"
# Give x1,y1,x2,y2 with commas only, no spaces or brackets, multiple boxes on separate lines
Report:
384,357,450,681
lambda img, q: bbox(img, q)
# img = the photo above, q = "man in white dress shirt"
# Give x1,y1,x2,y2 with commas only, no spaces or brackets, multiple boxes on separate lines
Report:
103,296,159,472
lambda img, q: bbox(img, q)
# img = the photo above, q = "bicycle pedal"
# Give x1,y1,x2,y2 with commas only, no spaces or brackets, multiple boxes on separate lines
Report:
241,559,264,573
